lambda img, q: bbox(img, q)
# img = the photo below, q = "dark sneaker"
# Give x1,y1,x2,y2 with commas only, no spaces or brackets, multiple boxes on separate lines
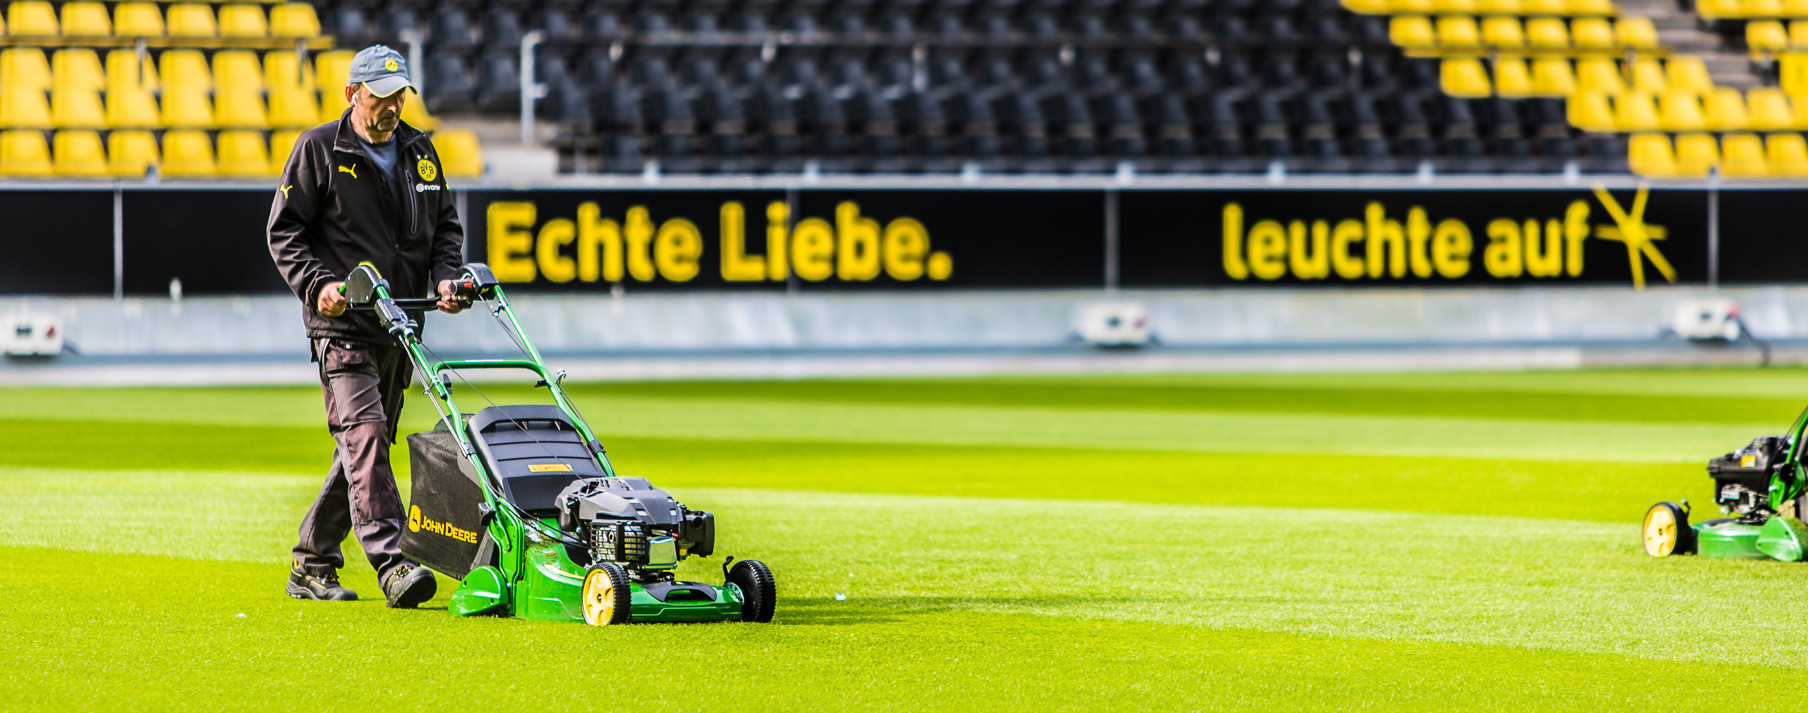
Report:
381,564,437,608
287,569,358,602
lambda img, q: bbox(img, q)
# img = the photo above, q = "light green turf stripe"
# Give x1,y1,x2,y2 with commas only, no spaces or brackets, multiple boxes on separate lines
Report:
9,467,1807,669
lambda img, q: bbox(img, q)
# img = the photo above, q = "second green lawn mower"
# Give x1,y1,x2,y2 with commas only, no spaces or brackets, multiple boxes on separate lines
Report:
1643,407,1808,562
343,261,775,625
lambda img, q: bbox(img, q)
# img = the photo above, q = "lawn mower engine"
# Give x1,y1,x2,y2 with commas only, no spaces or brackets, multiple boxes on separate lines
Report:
1707,436,1791,519
557,477,715,578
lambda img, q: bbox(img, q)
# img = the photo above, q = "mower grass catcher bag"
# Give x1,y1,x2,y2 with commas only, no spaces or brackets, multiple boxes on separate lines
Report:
399,430,486,579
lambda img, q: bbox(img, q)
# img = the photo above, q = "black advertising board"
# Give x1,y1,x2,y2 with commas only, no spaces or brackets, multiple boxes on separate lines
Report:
121,190,291,295
1119,186,1711,289
1715,188,1808,284
0,191,113,294
463,189,1108,290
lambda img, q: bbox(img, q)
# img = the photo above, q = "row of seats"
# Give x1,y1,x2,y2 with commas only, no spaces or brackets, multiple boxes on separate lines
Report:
1743,19,1808,51
0,127,485,178
1439,54,1714,98
1565,87,1808,132
0,46,442,129
1343,0,1618,15
1628,131,1808,176
1389,14,1658,50
1697,0,1808,21
0,1,322,40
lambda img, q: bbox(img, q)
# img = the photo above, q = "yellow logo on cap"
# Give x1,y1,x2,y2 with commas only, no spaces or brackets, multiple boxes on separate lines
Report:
384,58,398,72
417,158,437,182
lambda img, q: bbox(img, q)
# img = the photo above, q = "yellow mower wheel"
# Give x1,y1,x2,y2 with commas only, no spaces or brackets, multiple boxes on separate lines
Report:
581,562,631,625
1643,501,1695,557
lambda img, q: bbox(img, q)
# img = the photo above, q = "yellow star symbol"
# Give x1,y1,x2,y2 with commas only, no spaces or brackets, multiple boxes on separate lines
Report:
1591,183,1676,290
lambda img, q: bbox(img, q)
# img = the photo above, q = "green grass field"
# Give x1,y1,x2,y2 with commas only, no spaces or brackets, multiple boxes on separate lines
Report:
7,369,1808,710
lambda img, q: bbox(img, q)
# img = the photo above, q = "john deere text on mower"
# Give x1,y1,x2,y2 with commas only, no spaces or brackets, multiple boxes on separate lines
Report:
342,262,776,625
1643,407,1808,562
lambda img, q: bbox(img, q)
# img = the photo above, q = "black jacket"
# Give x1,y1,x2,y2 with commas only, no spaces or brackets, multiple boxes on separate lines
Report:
267,109,465,342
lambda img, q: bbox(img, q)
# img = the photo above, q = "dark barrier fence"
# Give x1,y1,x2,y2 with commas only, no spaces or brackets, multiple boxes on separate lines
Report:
3,182,1796,296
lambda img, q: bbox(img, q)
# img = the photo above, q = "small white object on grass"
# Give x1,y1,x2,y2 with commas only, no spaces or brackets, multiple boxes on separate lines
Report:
235,613,246,618
835,592,847,601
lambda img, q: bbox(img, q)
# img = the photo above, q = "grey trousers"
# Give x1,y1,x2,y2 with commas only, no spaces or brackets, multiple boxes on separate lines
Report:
291,337,416,580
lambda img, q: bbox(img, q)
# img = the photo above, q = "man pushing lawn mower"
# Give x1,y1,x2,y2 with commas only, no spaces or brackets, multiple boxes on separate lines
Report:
267,45,464,607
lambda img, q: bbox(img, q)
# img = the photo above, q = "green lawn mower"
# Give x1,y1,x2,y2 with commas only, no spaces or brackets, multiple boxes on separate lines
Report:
342,261,775,625
1643,408,1808,562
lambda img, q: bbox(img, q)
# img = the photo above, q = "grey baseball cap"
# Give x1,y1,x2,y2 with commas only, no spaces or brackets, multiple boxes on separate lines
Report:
348,45,413,98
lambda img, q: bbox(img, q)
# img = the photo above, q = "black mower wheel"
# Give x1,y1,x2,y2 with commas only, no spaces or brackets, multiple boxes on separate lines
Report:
727,559,776,623
1643,501,1696,557
581,562,632,625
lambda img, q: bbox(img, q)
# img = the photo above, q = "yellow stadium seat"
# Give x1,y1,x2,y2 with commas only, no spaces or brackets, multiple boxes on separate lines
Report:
1721,133,1769,176
1767,132,1808,175
1567,92,1616,131
53,130,109,177
106,49,157,92
160,49,212,93
1432,0,1477,11
7,1,58,36
215,88,268,129
51,89,105,129
1787,0,1808,16
401,97,439,130
433,129,484,179
213,50,264,93
60,2,110,36
1523,0,1566,14
264,52,316,92
4,49,53,94
218,4,268,38
1629,58,1668,94
160,86,214,129
0,130,54,176
104,85,158,128
108,129,157,176
1572,18,1616,49
1706,88,1752,130
1698,0,1739,19
1747,88,1796,129
1441,58,1491,97
1482,17,1525,48
1575,58,1626,95
53,50,105,94
1390,16,1435,48
1617,17,1660,50
1566,0,1617,14
0,13,7,35
1747,0,1786,17
216,130,270,177
1792,20,1808,47
1750,20,1790,53
1628,133,1678,176
1532,57,1576,95
1660,90,1708,131
1344,0,1388,12
1476,0,1524,12
1614,92,1661,131
268,84,319,128
1391,0,1436,12
270,4,322,39
166,3,218,39
1526,17,1569,49
0,88,51,129
161,130,215,177
319,88,345,124
269,128,303,172
1790,93,1808,128
1673,133,1720,176
1437,16,1482,47
1494,57,1534,96
113,2,164,37
1667,56,1714,95
315,50,355,88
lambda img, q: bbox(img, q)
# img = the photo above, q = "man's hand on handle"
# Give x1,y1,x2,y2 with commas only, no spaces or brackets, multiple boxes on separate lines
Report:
437,280,465,314
318,281,347,317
